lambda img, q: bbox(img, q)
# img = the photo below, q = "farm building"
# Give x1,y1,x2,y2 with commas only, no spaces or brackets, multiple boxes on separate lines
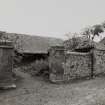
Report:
1,32,63,63
49,37,105,83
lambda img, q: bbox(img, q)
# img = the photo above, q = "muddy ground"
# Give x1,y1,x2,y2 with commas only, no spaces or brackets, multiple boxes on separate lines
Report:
0,70,105,105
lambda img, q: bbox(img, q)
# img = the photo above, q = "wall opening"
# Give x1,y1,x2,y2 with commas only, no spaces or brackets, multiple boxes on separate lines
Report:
75,48,93,53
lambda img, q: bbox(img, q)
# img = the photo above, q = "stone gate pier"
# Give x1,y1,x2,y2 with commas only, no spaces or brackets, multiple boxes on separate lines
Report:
0,40,16,89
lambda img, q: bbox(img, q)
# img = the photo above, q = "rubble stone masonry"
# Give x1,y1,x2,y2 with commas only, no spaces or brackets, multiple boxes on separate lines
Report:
93,49,105,75
64,52,92,81
49,46,105,83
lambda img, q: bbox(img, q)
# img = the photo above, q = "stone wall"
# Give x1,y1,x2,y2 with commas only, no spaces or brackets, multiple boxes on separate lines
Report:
93,49,105,75
0,40,14,87
49,47,92,82
64,52,92,80
49,46,105,83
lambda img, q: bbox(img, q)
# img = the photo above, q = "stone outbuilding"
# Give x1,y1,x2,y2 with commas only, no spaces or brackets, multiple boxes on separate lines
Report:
49,38,105,83
3,33,63,64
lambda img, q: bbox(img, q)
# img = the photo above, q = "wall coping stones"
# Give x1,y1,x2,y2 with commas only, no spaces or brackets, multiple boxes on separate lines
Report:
65,51,91,55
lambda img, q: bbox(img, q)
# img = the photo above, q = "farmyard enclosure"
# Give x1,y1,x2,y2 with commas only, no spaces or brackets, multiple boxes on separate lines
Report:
49,44,105,83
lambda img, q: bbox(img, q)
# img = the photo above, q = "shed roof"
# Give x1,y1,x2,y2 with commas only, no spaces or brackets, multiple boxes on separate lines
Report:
4,33,63,54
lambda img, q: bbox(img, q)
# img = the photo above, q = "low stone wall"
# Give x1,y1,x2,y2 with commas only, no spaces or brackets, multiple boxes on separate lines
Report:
49,47,92,82
0,40,14,87
49,46,105,83
93,49,105,75
64,52,92,81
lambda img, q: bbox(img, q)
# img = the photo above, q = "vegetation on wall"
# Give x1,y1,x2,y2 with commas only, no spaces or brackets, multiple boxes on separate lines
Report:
64,21,105,51
64,33,80,50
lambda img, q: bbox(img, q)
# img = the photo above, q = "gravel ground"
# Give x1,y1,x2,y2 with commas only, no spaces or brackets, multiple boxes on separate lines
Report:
0,70,105,105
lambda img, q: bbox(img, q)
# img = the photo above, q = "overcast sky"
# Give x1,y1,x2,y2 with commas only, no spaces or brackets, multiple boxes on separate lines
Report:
0,0,105,39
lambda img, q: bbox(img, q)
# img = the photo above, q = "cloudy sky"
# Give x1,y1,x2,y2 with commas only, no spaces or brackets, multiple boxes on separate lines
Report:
0,0,105,39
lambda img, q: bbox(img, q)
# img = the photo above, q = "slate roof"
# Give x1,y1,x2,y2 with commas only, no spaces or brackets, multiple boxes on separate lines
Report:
3,33,63,54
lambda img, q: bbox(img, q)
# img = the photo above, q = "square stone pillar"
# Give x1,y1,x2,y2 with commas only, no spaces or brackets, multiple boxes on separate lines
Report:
0,40,16,89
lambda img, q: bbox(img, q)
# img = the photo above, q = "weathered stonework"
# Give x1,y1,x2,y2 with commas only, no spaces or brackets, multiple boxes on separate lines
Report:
49,46,105,83
93,49,105,75
0,40,14,87
49,46,92,82
64,52,92,80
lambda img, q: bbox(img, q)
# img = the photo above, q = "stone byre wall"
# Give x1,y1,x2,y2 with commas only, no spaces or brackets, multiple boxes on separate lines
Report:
49,47,105,83
93,50,105,75
49,47,92,82
64,52,92,80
